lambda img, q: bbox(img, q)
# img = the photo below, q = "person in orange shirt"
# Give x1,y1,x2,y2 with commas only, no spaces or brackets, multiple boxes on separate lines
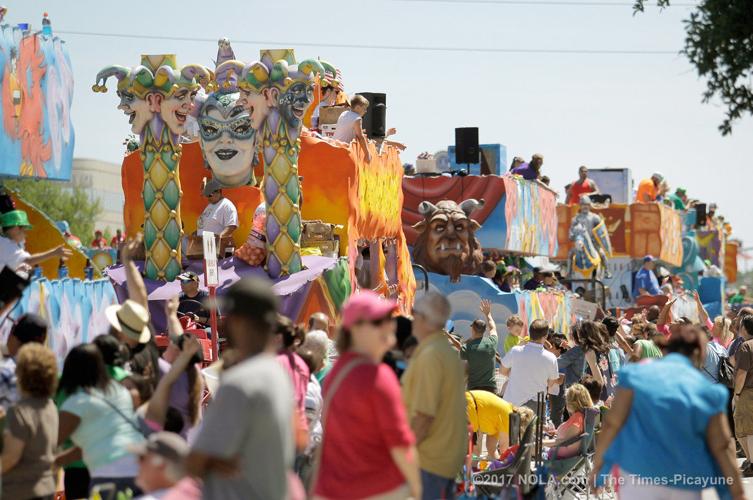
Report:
635,172,664,203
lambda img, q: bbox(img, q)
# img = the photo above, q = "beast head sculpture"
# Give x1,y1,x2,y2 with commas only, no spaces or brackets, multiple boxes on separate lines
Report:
412,199,485,283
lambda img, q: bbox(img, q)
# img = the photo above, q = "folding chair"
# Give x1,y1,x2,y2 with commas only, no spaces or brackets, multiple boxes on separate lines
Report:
543,407,615,499
472,416,538,498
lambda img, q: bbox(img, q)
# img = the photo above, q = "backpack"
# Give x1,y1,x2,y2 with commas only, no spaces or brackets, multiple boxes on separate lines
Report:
704,351,734,388
717,356,735,388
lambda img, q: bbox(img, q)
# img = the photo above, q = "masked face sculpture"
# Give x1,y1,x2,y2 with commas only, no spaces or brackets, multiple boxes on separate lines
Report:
117,89,152,134
198,92,256,187
412,199,485,282
278,81,314,129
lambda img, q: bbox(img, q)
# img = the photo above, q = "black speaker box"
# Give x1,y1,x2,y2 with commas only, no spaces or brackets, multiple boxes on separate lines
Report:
695,203,707,227
357,92,386,139
455,127,479,164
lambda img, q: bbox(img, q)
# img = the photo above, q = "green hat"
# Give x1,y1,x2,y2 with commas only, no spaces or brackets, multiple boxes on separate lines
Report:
676,187,687,195
0,210,32,230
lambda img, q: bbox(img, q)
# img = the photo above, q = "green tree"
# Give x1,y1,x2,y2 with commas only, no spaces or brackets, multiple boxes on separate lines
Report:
3,178,103,241
635,0,753,135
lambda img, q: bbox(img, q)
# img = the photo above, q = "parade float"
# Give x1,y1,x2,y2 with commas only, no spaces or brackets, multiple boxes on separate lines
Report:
0,12,119,362
95,40,414,330
402,173,576,341
555,185,738,318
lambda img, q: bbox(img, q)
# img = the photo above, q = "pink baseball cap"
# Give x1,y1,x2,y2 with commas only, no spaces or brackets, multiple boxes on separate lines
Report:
341,290,397,330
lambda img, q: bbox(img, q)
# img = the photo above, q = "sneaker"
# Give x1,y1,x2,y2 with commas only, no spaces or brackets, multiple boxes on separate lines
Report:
743,466,753,478
742,459,750,470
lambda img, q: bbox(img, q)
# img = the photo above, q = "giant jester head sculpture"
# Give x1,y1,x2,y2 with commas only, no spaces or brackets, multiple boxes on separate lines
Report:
412,199,485,283
151,55,210,136
94,55,209,138
238,51,322,134
195,39,257,188
93,65,154,134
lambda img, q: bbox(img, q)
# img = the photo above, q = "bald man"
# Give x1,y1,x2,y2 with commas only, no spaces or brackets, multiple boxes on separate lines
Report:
307,312,330,334
307,312,336,364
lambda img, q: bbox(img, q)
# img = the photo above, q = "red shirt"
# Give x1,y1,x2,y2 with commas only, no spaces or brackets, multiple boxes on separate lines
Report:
567,179,596,205
314,352,415,499
90,237,107,248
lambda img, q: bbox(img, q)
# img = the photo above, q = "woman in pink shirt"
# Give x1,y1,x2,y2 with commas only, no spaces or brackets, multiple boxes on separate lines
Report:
275,316,311,449
313,291,420,500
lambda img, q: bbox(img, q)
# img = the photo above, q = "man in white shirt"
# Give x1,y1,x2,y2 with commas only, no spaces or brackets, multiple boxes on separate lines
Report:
500,319,562,412
182,179,238,262
332,94,371,163
197,179,238,237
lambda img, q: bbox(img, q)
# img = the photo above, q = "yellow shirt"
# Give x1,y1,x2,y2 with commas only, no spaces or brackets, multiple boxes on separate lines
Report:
402,332,468,478
466,390,514,437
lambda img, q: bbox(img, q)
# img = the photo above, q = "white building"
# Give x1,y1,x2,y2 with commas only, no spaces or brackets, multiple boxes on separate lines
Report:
65,158,124,233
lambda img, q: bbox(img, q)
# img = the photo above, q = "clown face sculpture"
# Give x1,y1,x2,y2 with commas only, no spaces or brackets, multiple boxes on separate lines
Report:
198,92,256,187
278,81,313,129
160,86,197,136
117,89,152,134
238,86,276,131
412,199,485,282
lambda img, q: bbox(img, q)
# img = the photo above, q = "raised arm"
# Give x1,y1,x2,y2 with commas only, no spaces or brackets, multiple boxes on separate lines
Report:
657,297,677,327
122,234,148,309
693,290,710,327
145,335,200,427
165,296,184,342
480,299,497,338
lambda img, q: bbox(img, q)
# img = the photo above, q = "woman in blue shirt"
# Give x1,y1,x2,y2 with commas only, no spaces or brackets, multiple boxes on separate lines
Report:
591,325,743,500
56,343,145,497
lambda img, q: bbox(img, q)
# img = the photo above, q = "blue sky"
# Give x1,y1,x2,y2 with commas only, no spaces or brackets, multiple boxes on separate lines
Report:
9,0,753,252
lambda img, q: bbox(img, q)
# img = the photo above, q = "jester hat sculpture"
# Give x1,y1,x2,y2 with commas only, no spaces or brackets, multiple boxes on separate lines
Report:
412,199,485,283
194,38,257,188
93,55,209,281
237,49,323,278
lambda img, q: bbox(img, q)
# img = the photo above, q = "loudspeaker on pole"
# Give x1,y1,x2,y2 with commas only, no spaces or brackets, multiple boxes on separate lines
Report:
454,127,479,165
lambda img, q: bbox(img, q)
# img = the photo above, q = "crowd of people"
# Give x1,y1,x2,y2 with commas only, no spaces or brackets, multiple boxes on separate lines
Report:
0,221,749,499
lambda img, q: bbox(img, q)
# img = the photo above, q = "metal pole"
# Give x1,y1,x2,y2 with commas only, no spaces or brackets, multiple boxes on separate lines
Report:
209,285,218,361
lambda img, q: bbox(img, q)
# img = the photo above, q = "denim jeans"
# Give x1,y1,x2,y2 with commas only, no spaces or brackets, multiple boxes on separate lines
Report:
420,469,455,500
549,392,567,427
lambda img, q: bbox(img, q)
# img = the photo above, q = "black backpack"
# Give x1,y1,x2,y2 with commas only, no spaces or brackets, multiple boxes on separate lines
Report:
704,354,734,388
717,356,735,388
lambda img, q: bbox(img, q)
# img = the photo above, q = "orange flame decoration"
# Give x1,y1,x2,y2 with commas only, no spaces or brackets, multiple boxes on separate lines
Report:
1,26,74,180
14,36,51,177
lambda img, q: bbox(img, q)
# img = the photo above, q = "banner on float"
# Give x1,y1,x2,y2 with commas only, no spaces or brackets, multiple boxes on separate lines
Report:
0,279,117,365
0,20,75,180
419,272,575,353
